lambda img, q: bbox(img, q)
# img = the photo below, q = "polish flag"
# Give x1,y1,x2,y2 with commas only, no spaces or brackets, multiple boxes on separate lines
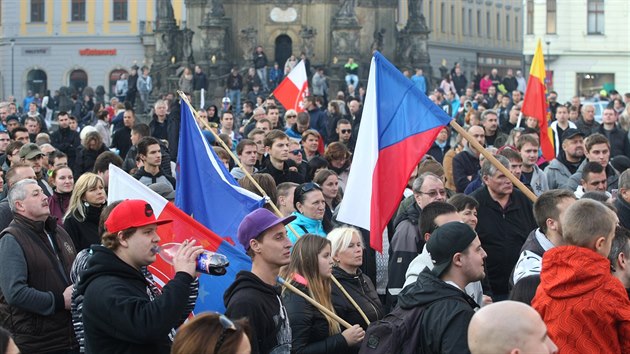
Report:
273,60,309,112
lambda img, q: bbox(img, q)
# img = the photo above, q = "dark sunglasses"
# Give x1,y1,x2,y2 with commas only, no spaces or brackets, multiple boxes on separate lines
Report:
286,114,297,118
214,314,238,354
300,182,322,194
340,129,352,134
290,149,302,155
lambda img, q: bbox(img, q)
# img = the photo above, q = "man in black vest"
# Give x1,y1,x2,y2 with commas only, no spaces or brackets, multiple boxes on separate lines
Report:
0,179,78,353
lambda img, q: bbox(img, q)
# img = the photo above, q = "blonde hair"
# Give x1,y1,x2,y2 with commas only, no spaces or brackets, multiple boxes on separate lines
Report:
280,234,340,334
64,173,104,222
561,199,617,247
327,226,363,262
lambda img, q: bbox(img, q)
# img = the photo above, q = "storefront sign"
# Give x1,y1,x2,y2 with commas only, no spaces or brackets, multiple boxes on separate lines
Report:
22,47,50,55
79,48,117,56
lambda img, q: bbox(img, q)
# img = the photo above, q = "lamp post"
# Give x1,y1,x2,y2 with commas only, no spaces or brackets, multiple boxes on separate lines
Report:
10,39,15,96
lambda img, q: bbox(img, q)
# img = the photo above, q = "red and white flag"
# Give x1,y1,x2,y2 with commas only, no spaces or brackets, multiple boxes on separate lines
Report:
273,60,309,112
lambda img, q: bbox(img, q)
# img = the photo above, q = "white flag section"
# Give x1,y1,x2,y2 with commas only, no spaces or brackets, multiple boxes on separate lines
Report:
336,56,379,231
107,164,168,215
273,60,309,112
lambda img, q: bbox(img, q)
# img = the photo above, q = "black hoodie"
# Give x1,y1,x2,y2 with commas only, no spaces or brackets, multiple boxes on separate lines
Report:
224,271,292,354
77,245,194,354
397,268,478,354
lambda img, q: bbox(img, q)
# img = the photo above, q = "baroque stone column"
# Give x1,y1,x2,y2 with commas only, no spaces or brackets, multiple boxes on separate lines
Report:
198,0,232,98
396,0,432,86
330,0,362,89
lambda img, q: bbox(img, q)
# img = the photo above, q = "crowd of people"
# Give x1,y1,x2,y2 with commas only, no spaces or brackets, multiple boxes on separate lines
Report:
1,55,630,354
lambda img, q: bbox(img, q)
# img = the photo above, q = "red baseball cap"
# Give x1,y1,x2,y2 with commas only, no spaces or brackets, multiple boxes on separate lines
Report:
105,199,172,234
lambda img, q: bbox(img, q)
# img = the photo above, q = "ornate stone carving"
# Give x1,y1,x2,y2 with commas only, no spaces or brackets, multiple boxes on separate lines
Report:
331,29,360,57
371,28,386,53
239,27,258,61
299,26,317,58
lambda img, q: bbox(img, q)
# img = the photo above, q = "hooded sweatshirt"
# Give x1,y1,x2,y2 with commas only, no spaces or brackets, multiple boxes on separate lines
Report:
224,271,292,354
532,246,630,353
77,245,194,354
397,268,478,354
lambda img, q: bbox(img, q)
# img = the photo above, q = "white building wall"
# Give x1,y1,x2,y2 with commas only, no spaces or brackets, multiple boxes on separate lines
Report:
523,0,630,101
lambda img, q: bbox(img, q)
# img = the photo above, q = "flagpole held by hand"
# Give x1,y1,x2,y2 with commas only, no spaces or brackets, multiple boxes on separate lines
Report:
449,120,538,203
277,276,353,330
178,91,369,324
330,275,371,326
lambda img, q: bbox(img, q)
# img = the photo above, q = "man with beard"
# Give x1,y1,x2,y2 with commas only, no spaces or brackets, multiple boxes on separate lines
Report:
545,129,586,189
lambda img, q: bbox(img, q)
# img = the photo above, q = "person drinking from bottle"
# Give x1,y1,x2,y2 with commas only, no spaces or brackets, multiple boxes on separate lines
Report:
77,199,203,354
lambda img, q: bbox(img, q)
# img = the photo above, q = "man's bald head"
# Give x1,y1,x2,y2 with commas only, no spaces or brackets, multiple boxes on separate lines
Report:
468,301,557,354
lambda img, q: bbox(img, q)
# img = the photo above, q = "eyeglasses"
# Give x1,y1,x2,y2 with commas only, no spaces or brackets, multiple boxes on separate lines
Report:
286,114,297,118
340,129,352,134
290,149,301,156
418,189,447,198
214,314,238,354
300,182,321,194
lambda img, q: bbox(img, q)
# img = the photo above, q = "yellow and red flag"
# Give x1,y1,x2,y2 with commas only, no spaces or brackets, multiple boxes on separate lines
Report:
522,39,554,161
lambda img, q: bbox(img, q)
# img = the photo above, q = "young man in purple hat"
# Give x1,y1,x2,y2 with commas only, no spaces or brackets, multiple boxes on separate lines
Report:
77,199,203,354
224,208,296,354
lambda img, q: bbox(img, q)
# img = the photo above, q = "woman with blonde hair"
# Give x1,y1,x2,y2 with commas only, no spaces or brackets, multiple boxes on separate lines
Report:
172,313,251,354
63,173,106,251
328,227,383,336
281,234,365,353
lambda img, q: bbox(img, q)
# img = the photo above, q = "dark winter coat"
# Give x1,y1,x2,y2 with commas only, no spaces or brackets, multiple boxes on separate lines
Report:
77,245,195,354
74,143,108,177
331,267,383,332
397,268,479,354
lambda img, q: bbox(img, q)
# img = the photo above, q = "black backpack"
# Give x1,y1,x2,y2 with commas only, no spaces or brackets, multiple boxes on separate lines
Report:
359,297,462,354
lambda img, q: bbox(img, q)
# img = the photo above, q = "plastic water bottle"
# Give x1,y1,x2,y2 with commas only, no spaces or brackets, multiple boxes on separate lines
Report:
153,243,229,276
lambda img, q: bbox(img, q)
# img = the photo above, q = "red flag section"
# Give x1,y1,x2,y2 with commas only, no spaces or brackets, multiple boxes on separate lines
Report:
522,39,555,161
273,60,309,112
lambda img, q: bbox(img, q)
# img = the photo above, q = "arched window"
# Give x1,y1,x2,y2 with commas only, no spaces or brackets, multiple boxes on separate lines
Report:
274,35,292,71
69,69,88,94
27,69,47,96
109,69,129,96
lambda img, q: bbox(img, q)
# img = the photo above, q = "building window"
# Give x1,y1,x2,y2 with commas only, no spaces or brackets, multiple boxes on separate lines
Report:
31,0,45,22
440,3,445,33
71,0,86,22
109,69,129,96
486,11,491,38
576,73,614,97
477,10,481,36
450,5,455,34
468,9,473,36
69,69,88,93
496,13,501,39
546,0,557,34
113,0,128,21
526,0,534,34
587,0,604,34
506,15,510,41
27,69,47,96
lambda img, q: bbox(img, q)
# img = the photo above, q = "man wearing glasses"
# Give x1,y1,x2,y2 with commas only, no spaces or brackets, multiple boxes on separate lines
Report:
386,172,447,309
470,156,536,301
335,119,353,152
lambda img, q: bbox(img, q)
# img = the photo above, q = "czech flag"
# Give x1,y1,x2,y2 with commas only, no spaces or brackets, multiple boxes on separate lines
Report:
521,39,554,161
175,102,265,240
108,165,253,313
336,52,452,252
273,60,309,112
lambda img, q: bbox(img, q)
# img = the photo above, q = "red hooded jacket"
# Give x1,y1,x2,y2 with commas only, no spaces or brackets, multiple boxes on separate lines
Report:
532,245,630,353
